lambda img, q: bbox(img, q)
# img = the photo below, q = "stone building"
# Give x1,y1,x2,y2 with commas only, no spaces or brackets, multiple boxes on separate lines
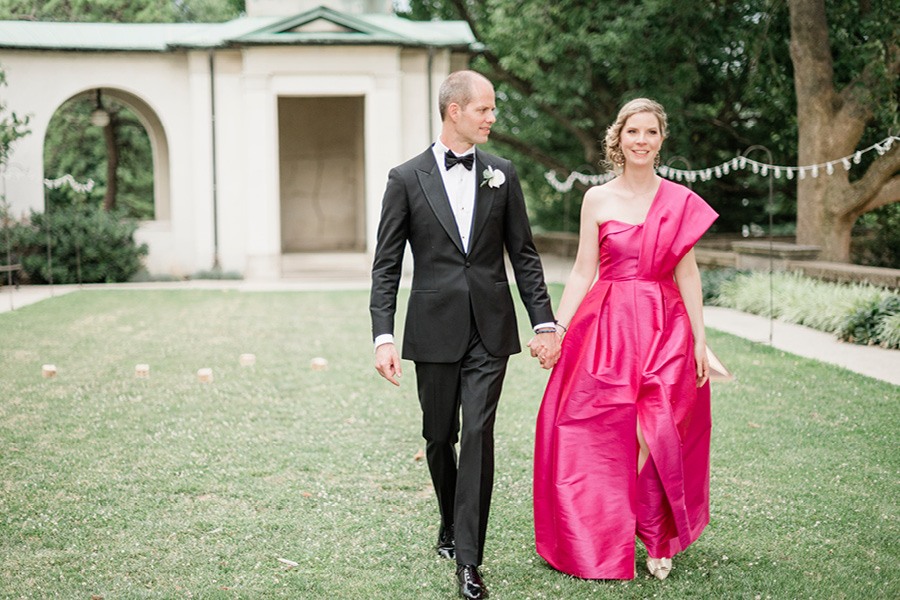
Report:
0,0,475,278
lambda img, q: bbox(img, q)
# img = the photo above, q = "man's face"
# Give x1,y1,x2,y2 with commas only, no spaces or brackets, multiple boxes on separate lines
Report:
451,79,496,146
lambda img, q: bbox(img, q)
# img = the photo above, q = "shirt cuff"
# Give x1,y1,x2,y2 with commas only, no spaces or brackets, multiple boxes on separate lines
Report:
533,322,556,332
374,333,395,349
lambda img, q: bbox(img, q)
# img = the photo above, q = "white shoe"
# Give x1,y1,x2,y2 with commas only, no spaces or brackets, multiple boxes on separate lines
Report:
646,557,672,580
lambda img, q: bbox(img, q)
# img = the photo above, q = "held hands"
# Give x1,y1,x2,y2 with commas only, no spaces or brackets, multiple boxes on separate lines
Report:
374,342,402,386
528,330,561,370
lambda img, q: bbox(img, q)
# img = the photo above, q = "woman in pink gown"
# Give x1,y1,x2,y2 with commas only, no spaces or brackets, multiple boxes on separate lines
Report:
532,99,717,580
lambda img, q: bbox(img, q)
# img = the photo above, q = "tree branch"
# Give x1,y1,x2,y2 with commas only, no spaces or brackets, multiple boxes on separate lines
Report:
488,129,575,174
834,42,900,139
848,143,900,214
858,175,900,214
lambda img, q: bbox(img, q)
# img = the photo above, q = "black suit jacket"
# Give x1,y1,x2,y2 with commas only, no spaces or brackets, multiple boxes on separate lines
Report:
370,147,554,363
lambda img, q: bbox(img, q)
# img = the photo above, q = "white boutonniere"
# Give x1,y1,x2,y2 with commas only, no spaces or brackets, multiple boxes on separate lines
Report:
481,165,506,189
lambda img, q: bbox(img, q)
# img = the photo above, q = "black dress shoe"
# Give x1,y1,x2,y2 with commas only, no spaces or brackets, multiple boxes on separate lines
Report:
436,524,455,560
456,564,487,599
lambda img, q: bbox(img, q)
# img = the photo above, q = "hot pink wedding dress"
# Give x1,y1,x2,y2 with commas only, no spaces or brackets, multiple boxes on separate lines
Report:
533,179,718,579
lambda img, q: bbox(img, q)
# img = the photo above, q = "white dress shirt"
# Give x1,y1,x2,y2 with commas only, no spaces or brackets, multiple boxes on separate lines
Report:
432,139,477,253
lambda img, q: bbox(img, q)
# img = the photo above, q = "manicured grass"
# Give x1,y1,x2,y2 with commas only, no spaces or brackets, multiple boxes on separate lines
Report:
1,288,897,599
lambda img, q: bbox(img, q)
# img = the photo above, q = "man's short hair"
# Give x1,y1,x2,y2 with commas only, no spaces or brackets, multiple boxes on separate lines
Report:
438,70,490,121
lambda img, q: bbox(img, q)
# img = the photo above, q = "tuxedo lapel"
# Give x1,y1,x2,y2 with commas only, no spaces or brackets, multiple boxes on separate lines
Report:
468,150,496,252
415,152,466,255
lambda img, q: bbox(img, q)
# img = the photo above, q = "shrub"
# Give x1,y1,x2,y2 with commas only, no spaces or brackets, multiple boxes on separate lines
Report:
700,267,749,304
838,294,900,347
10,203,148,284
713,270,898,347
876,312,900,350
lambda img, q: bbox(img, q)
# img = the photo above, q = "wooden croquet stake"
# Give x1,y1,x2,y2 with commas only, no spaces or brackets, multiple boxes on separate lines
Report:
197,368,214,383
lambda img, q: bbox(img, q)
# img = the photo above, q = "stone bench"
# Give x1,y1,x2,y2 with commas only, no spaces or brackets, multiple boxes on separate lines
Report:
0,263,22,288
732,240,821,270
788,260,900,289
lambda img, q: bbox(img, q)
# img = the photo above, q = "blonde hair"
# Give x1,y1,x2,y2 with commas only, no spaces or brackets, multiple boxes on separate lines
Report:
603,98,668,172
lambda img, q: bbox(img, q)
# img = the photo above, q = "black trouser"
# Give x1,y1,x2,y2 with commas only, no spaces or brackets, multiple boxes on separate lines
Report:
415,328,508,567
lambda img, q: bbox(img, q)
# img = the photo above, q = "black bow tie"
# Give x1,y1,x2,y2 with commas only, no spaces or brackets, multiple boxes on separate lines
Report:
445,151,474,171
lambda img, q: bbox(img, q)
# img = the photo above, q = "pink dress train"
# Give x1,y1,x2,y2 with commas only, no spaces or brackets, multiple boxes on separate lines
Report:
533,179,718,579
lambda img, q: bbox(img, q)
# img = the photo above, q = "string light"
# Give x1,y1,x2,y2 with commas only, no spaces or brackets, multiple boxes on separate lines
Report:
43,174,95,194
545,135,899,192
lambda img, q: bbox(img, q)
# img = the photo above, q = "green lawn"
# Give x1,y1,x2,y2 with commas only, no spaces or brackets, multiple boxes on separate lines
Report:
0,288,897,599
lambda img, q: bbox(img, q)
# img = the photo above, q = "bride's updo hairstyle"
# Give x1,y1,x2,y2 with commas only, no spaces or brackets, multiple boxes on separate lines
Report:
603,98,668,173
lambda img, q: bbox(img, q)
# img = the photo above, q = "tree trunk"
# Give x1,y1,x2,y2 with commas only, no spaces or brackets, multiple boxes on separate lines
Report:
789,0,899,262
103,116,118,212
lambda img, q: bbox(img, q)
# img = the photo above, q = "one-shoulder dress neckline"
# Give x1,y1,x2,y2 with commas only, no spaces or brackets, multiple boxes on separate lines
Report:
599,178,667,229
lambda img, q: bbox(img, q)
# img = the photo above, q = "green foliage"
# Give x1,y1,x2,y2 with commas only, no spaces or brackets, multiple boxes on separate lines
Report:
699,267,750,304
0,0,243,22
838,294,900,348
852,202,900,268
714,270,899,348
191,268,243,280
0,64,30,169
9,203,148,284
401,0,898,241
876,312,900,349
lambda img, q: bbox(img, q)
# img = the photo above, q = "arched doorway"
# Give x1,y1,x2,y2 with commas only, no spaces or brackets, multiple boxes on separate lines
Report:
43,87,170,221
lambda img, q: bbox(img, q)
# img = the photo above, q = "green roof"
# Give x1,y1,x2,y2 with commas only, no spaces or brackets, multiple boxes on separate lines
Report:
0,7,476,52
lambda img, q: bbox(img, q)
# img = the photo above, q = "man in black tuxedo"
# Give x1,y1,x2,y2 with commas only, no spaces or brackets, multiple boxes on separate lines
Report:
370,70,559,599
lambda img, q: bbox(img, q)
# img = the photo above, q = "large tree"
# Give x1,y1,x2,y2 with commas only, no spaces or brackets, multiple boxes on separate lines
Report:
789,0,899,261
403,0,898,263
403,0,800,234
